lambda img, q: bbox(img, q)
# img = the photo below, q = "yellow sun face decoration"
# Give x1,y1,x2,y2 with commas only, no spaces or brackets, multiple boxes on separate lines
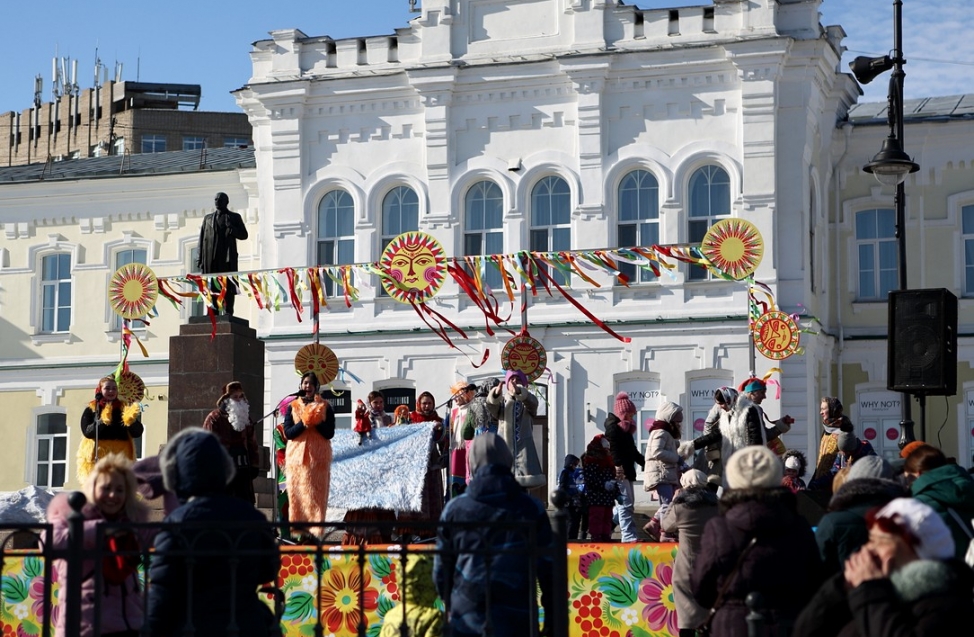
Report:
108,263,159,319
117,370,146,403
700,218,764,280
379,231,446,303
294,343,339,386
501,334,547,383
753,310,801,360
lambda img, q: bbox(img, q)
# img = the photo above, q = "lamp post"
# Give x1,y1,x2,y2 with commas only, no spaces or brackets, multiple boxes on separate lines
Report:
849,0,920,445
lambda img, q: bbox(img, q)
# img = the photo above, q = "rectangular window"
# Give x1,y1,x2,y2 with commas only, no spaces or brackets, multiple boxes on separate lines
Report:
182,136,205,151
35,413,67,488
41,254,71,333
223,137,251,148
963,205,974,296
141,134,166,153
856,208,897,301
112,248,148,329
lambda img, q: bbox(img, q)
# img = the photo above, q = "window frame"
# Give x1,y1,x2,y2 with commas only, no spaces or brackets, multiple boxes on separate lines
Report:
529,175,572,286
182,136,206,151
463,180,505,291
616,169,660,285
29,410,68,489
854,207,898,302
963,204,974,297
223,137,252,148
377,186,420,297
141,134,166,153
40,252,72,334
687,165,731,281
317,189,357,297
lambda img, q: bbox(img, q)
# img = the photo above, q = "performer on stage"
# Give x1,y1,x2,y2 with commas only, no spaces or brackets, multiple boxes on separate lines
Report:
282,372,335,541
202,381,261,504
77,375,143,485
446,381,476,496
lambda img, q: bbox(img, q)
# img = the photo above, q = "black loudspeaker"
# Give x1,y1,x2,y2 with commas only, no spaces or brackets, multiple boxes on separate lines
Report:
887,288,958,395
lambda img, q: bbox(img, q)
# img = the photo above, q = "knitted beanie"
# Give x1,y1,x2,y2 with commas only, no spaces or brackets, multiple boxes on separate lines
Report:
846,455,894,481
725,445,783,490
837,430,858,454
613,392,636,419
680,469,708,489
504,369,528,387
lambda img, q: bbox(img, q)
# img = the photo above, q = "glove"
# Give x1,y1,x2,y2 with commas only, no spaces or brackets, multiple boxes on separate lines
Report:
604,480,618,492
678,440,696,459
775,416,793,434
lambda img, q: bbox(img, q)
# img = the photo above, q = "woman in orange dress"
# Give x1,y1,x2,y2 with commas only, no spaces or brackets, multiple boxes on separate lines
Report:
282,371,335,540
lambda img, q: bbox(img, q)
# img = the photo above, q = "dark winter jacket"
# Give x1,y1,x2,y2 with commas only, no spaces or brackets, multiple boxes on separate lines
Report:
603,413,644,481
815,478,908,574
793,558,974,637
433,463,553,637
145,428,280,637
690,488,825,637
910,462,974,561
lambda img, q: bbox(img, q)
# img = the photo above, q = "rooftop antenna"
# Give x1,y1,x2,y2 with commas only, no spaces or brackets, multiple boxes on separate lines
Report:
33,75,43,109
408,0,421,12
94,46,102,88
114,61,123,83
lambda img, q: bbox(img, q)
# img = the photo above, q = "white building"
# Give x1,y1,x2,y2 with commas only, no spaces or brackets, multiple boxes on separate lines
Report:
1,0,971,498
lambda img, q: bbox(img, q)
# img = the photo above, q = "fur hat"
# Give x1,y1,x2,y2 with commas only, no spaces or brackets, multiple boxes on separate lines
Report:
680,469,708,489
871,497,955,560
613,392,636,419
725,446,783,490
655,401,683,424
846,455,894,481
468,432,514,474
217,380,244,407
837,430,859,454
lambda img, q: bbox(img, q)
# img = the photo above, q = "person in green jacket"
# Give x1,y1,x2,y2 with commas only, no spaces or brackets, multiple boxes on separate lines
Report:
903,443,974,561
380,552,443,637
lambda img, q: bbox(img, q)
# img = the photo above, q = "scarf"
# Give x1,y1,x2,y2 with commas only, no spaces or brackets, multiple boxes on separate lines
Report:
290,396,326,427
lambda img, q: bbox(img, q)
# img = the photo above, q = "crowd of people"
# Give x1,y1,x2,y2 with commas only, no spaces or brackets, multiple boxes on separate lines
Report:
53,368,974,637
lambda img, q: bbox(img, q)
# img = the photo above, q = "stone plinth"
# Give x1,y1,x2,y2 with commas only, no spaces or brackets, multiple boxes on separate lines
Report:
168,316,265,441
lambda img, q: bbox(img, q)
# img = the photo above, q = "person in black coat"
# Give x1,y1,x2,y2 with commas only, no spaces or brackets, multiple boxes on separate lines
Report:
604,392,644,542
145,428,280,637
691,446,824,637
793,497,974,637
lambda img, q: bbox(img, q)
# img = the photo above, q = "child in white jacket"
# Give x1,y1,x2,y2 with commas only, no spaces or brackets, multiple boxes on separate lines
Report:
643,401,685,541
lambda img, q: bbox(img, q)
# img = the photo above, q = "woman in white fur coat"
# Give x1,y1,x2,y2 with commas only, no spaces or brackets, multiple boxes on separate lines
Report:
642,401,685,541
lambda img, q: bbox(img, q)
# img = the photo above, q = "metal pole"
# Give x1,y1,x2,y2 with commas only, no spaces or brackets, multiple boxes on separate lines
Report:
891,0,915,438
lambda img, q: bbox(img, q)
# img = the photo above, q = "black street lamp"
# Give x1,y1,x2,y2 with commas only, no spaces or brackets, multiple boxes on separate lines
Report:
849,0,920,446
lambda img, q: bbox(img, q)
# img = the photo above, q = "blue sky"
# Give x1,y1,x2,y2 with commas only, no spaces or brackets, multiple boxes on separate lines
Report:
1,0,969,116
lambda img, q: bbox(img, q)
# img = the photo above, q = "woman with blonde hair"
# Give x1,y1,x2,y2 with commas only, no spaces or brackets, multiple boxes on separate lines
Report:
47,452,153,637
77,375,143,484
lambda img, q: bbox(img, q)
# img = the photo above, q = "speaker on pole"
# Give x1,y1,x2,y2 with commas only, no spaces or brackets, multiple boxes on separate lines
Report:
887,288,958,395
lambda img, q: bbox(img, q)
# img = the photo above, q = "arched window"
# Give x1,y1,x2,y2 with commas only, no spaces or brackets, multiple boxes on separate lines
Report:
464,180,504,290
856,208,897,300
687,165,730,281
379,186,419,296
317,189,356,296
617,170,660,284
530,176,572,285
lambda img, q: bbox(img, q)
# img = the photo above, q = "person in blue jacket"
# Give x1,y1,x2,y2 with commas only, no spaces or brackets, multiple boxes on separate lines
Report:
145,428,280,637
433,433,553,637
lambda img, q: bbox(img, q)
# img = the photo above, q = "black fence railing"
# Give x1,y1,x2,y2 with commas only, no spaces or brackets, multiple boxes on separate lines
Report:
0,493,569,637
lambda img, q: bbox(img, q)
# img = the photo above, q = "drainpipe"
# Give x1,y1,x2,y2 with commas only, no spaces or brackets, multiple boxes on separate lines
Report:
833,124,853,406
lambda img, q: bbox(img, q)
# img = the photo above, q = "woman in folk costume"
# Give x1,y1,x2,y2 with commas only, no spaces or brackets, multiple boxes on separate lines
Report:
718,378,791,488
808,396,854,493
77,375,144,484
398,391,449,541
282,371,335,540
486,369,546,488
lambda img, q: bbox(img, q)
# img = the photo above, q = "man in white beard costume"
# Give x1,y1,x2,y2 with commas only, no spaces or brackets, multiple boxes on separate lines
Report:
202,381,262,504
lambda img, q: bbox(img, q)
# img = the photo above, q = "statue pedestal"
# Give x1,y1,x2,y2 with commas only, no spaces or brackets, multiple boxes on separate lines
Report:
168,316,265,440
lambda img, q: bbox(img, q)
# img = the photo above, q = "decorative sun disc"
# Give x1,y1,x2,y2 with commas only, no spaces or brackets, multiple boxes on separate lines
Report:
753,310,800,360
108,263,158,319
700,218,764,280
501,333,547,383
117,370,146,404
294,343,339,386
379,231,447,304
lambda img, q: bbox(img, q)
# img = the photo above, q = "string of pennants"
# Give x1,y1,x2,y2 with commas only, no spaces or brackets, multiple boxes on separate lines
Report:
107,219,819,379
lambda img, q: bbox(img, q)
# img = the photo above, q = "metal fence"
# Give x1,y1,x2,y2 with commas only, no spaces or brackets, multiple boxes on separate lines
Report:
0,493,569,637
